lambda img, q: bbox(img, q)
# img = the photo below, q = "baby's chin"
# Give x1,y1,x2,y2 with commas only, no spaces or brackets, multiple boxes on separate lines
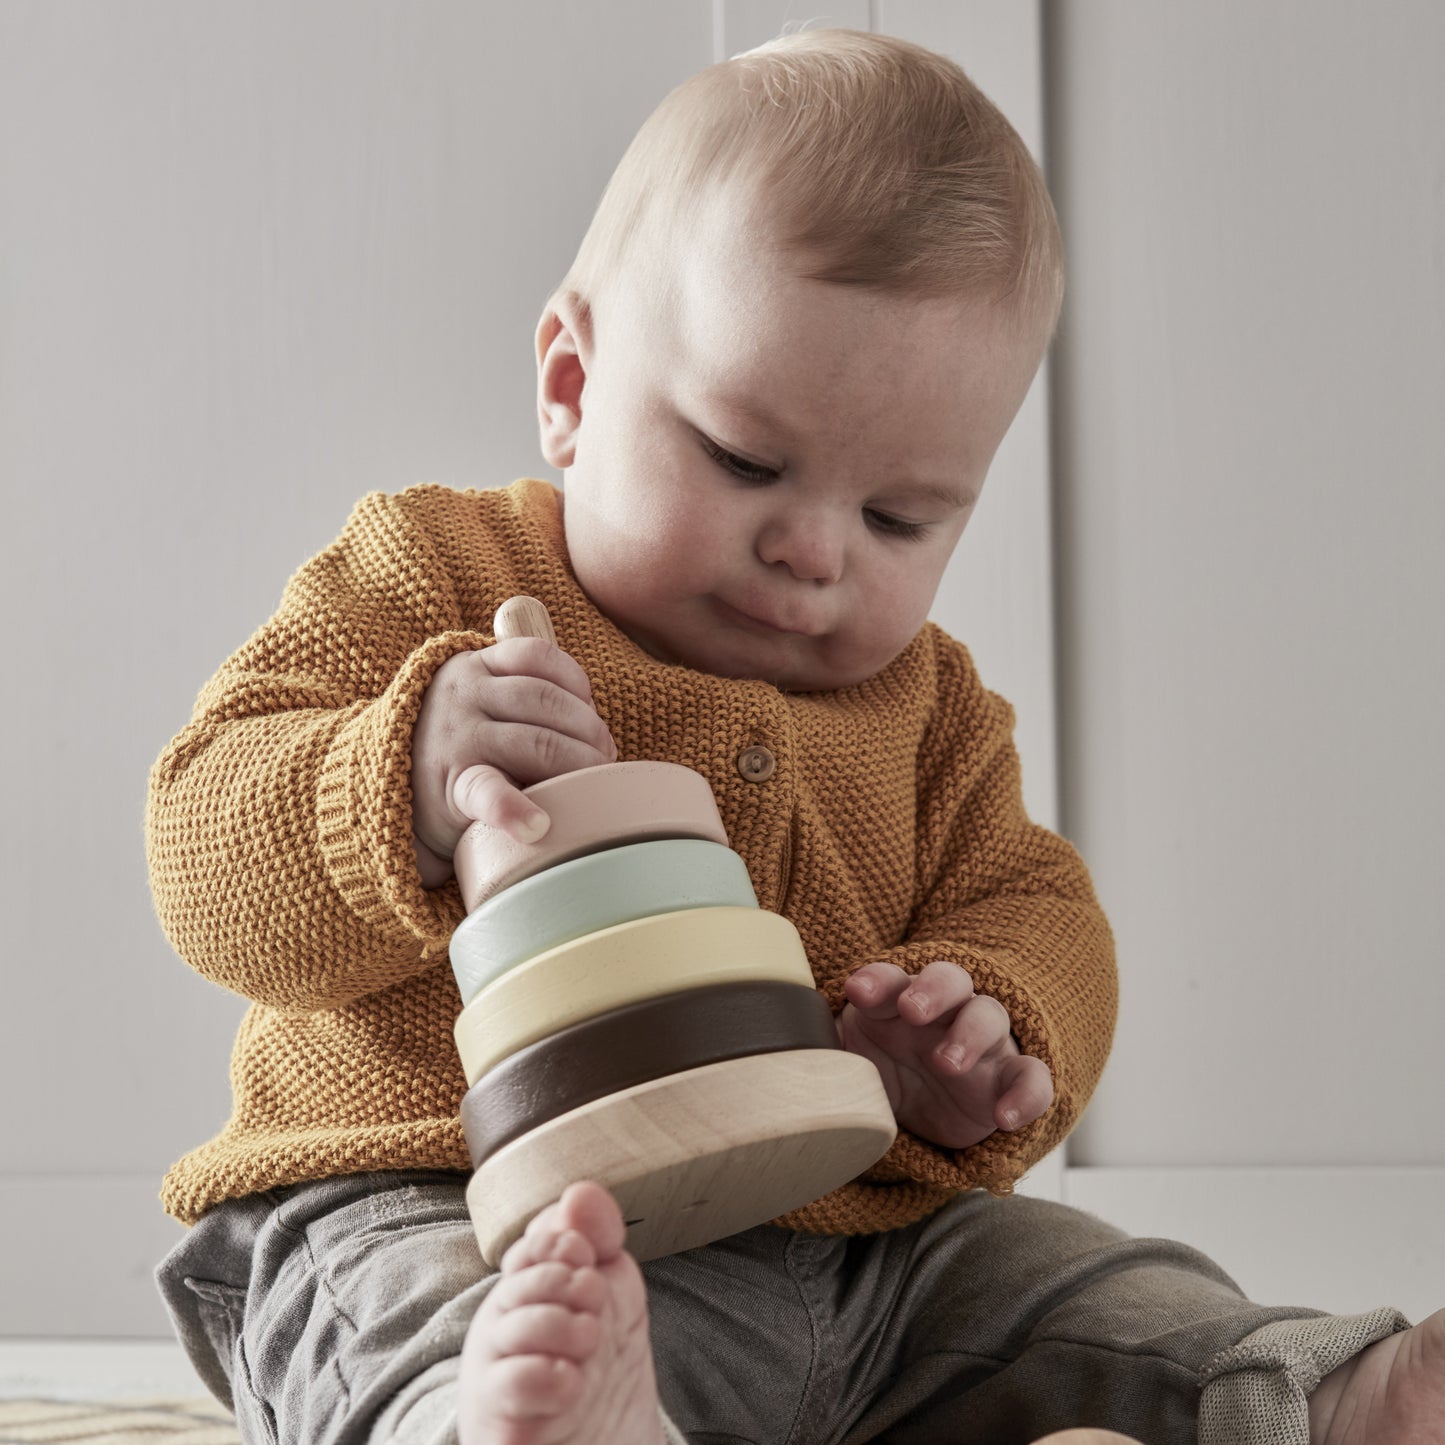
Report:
645,632,881,693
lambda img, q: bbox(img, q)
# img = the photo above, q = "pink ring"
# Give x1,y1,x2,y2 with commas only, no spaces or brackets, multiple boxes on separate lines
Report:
453,761,728,912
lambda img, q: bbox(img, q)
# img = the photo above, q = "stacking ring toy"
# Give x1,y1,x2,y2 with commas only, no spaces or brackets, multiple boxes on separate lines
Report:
446,596,898,1268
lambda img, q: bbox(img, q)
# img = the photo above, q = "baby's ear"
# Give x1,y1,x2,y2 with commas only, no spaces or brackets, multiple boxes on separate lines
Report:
535,291,592,470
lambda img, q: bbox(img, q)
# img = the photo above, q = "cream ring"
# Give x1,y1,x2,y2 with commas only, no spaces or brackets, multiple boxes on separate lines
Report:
465,1048,898,1267
453,761,728,913
448,838,758,1006
453,906,812,1085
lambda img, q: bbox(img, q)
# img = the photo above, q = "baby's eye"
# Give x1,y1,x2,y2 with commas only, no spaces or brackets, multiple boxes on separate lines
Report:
865,509,928,541
701,436,777,483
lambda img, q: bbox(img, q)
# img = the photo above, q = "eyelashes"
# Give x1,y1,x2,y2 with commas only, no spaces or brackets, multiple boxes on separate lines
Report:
863,510,927,541
700,435,930,542
701,435,776,482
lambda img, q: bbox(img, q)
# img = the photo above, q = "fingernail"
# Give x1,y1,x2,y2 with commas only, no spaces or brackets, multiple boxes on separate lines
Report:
1001,1109,1020,1130
515,809,549,843
940,1045,966,1069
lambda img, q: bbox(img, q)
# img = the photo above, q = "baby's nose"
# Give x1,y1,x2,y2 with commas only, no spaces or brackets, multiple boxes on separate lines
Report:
757,511,844,583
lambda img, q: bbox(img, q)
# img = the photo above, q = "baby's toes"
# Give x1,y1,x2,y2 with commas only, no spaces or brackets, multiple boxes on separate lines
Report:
488,1298,601,1366
490,1261,608,1319
484,1351,586,1423
502,1206,597,1274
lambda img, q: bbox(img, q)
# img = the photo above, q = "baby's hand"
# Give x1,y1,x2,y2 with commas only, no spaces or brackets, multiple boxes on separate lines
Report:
410,638,617,886
837,960,1053,1149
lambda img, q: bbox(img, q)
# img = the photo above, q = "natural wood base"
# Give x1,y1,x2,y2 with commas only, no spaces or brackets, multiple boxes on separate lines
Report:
466,1048,897,1267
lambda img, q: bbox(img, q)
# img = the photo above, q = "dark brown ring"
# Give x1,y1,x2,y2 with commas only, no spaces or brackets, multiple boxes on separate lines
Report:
459,980,840,1168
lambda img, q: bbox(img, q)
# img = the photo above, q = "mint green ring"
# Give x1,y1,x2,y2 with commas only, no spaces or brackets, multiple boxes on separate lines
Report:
448,837,758,1006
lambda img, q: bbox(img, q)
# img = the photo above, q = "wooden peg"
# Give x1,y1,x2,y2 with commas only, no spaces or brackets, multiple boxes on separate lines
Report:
494,594,557,646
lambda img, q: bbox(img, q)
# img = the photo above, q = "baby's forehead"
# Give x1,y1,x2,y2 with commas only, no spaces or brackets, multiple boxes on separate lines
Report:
591,190,1044,408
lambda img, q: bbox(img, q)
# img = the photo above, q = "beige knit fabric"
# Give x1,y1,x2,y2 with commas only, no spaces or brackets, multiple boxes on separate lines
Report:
1198,1308,1410,1444
148,480,1116,1234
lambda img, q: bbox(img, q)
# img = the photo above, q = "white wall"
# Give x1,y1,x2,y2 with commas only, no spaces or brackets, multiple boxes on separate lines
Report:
0,0,715,1338
1048,2,1445,1323
0,1,1051,1337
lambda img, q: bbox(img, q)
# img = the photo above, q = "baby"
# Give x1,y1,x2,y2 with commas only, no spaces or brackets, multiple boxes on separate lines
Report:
150,29,1442,1445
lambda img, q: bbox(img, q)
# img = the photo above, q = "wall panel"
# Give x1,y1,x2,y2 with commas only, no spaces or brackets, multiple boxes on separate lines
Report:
1047,0,1444,1312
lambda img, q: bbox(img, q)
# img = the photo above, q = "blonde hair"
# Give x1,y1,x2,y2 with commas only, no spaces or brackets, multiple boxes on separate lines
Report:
558,28,1062,336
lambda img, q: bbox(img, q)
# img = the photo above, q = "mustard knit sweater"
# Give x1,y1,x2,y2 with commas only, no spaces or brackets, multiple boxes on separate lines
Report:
148,480,1117,1233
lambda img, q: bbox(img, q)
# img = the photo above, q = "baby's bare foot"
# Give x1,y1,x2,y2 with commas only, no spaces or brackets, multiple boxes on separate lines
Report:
1308,1308,1445,1444
458,1181,666,1445
1031,1433,1146,1443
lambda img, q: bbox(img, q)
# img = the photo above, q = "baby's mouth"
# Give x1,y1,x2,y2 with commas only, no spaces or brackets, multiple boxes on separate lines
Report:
717,597,820,637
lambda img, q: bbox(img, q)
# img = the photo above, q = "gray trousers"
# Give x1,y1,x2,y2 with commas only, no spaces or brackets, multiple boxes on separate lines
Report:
155,1170,1407,1445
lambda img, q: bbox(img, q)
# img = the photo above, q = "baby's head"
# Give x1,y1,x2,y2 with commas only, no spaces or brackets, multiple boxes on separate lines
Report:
537,29,1061,691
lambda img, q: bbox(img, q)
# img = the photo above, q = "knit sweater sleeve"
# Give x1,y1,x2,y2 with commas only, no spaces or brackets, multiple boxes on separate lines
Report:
858,635,1115,1198
146,488,489,1009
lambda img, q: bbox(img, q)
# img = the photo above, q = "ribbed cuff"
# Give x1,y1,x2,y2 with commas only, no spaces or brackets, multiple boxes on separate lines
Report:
1199,1307,1410,1445
316,629,488,948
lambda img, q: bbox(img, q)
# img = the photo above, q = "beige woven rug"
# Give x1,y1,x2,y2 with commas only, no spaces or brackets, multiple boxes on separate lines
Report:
0,1398,240,1444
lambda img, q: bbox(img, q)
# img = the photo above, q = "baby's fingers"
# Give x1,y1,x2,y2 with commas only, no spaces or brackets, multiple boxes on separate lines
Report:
846,959,978,1021
932,992,1014,1073
486,635,599,709
452,763,550,844
843,962,913,1017
897,959,976,1025
992,1053,1054,1133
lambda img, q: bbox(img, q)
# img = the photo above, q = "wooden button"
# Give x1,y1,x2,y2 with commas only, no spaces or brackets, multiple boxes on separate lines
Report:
736,745,776,783
465,1047,897,1266
459,980,841,1167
